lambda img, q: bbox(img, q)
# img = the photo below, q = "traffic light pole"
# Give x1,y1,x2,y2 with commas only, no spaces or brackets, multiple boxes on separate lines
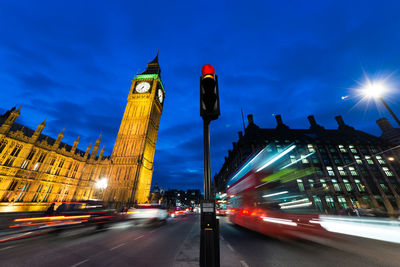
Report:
203,119,212,200
200,119,220,267
199,64,220,267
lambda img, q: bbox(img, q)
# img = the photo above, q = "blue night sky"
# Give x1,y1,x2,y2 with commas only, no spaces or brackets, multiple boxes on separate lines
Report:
1,1,400,191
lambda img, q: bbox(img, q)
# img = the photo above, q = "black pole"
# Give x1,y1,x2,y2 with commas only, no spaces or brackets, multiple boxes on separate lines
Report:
203,119,212,200
380,97,400,127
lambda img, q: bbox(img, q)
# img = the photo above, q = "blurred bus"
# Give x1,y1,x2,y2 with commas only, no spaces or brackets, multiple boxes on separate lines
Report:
226,144,329,239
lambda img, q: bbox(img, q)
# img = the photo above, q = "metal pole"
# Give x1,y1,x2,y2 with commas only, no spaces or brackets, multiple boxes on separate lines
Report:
380,97,400,127
203,119,211,200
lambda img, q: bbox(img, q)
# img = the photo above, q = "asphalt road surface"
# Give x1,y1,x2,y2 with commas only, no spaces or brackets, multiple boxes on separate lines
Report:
1,214,398,266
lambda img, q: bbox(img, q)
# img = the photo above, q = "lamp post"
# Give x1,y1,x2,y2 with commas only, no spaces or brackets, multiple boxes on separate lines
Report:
361,81,400,127
95,177,108,200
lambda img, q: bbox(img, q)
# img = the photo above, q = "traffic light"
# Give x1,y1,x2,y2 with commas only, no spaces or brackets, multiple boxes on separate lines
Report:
200,64,220,121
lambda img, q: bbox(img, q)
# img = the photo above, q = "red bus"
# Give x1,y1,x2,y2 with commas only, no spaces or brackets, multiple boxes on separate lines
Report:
226,144,329,239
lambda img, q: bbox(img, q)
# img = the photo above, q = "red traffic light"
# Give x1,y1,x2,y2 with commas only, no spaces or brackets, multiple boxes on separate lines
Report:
201,64,215,77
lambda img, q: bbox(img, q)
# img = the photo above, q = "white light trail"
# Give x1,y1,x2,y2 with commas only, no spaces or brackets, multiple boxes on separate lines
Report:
262,191,289,198
261,217,297,226
279,198,309,206
256,145,296,172
280,202,312,209
279,152,315,170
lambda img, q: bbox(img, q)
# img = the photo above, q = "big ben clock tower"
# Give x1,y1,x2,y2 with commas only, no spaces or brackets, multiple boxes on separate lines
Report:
106,54,165,204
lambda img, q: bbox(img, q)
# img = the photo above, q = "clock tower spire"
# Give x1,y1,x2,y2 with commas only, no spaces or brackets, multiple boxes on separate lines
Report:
106,54,165,204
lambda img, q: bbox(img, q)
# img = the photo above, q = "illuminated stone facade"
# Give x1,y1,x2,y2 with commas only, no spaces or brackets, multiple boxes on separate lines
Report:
0,55,164,211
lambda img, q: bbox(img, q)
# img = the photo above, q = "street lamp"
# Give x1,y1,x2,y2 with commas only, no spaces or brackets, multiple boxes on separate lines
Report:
361,80,400,127
95,177,108,199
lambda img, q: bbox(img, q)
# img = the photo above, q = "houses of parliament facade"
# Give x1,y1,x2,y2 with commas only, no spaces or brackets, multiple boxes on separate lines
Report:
0,55,165,212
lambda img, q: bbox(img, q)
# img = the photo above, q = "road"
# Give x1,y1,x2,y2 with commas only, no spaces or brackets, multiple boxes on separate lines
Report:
0,214,398,266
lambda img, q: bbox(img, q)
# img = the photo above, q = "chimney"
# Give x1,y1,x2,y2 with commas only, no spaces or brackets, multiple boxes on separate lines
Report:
376,118,393,132
238,131,243,139
335,115,354,131
247,114,254,125
307,115,324,130
275,114,289,130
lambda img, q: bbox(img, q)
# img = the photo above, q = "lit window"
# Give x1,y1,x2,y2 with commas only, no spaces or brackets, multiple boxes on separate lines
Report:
320,179,327,187
307,144,315,153
325,196,335,209
365,156,374,165
332,179,341,191
297,179,305,191
383,167,393,176
308,179,314,189
349,145,357,153
355,179,365,192
301,155,309,164
21,160,29,169
290,155,296,163
337,196,348,208
354,155,362,164
337,166,347,176
326,166,335,176
338,145,347,153
375,155,385,164
349,167,358,176
343,179,352,191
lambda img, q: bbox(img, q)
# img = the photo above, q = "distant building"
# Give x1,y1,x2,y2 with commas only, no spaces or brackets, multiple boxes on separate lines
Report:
162,189,203,208
213,114,400,215
0,55,165,212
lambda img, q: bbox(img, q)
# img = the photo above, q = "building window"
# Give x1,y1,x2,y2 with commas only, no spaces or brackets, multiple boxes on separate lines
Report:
326,166,334,176
320,179,327,188
349,145,357,153
365,156,374,165
355,179,365,192
354,155,362,164
301,155,309,164
325,196,335,209
380,184,389,193
7,180,18,191
307,144,315,153
370,146,378,153
290,155,296,163
0,140,7,155
382,167,393,176
375,155,385,164
338,145,347,153
343,179,352,191
349,167,358,176
332,179,341,191
337,196,348,208
337,166,347,176
308,179,314,189
297,179,305,191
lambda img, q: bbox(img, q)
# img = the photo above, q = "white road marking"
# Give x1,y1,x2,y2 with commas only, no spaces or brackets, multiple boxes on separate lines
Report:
134,235,144,240
220,235,225,241
109,242,126,251
70,259,89,267
227,244,235,252
0,245,15,251
240,260,250,267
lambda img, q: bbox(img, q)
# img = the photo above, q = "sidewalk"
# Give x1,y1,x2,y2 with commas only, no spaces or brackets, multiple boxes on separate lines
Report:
173,218,243,267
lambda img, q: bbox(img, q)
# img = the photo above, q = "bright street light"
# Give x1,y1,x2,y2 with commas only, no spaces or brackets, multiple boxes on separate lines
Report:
359,78,400,127
362,81,385,98
95,178,108,190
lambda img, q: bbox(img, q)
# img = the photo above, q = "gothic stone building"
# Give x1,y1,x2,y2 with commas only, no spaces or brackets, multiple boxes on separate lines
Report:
213,114,400,215
0,55,165,212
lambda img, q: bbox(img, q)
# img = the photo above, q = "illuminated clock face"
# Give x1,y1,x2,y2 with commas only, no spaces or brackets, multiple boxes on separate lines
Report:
158,89,164,103
135,82,151,93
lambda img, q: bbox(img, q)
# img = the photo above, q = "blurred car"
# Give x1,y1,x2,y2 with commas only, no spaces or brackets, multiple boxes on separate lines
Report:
127,204,168,224
169,206,187,218
216,209,228,216
10,200,117,232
